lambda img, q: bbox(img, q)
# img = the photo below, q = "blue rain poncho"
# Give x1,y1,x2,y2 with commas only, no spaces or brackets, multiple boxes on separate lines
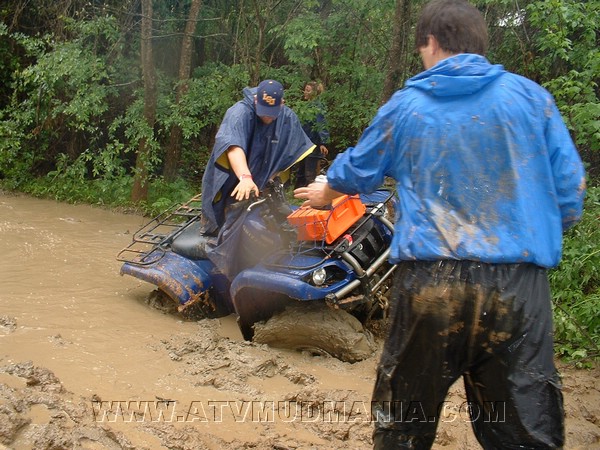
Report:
200,86,314,279
201,86,314,235
326,54,585,268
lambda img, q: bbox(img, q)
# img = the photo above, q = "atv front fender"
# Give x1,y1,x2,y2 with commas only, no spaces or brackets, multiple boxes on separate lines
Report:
231,269,323,302
230,265,355,340
120,251,216,308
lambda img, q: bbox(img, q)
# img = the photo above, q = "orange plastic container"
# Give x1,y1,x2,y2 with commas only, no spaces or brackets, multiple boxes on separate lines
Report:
287,195,366,244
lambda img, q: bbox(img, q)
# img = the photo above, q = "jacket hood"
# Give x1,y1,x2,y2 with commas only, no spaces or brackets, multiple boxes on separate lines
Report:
406,54,505,96
242,86,258,107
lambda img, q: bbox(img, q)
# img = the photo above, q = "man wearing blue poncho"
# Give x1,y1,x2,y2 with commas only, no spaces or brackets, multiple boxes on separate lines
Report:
295,0,586,448
201,80,314,278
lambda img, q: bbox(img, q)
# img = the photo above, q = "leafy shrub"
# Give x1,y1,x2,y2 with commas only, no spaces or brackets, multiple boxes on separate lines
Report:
527,0,600,157
0,17,118,184
550,185,600,363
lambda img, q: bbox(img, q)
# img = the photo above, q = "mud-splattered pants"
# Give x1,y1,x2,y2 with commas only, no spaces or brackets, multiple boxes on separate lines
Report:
372,260,564,449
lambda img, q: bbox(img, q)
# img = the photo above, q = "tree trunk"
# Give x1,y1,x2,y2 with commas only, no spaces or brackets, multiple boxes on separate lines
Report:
131,0,157,203
382,0,411,104
163,0,203,182
251,0,266,85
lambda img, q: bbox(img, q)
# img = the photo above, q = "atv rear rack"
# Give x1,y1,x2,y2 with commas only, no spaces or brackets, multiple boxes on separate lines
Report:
117,194,203,266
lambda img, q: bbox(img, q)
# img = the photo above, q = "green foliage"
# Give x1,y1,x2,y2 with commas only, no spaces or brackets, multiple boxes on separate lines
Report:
172,63,250,140
19,42,110,128
0,16,118,187
320,0,394,147
21,150,130,206
0,22,20,107
544,71,600,155
146,177,197,216
279,0,394,150
526,0,600,156
279,11,323,68
550,185,600,363
109,91,161,172
5,151,196,216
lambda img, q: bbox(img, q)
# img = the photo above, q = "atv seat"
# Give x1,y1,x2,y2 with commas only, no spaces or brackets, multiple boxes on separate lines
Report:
171,221,216,260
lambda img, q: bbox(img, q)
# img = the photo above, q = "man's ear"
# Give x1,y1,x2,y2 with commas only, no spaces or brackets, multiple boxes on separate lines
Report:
254,95,257,105
281,99,286,105
426,35,438,54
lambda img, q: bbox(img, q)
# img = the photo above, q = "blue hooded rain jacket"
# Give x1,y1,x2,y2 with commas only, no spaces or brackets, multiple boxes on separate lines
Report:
327,54,586,268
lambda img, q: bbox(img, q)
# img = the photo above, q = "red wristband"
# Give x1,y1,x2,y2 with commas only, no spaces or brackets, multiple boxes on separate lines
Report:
240,174,253,180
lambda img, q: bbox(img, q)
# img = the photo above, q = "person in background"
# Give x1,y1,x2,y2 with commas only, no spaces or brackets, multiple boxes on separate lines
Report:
294,81,330,189
294,0,586,448
201,79,314,278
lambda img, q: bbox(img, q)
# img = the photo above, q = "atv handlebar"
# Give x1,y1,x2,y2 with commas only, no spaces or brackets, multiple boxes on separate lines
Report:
247,197,267,211
246,177,288,213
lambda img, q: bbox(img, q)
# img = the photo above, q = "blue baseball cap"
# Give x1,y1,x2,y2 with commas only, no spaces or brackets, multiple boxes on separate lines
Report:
256,80,284,118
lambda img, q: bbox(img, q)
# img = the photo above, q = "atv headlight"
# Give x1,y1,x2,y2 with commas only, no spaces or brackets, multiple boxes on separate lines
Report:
311,268,327,286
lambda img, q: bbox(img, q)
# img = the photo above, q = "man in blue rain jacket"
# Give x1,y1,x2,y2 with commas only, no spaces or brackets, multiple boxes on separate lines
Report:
295,1,586,448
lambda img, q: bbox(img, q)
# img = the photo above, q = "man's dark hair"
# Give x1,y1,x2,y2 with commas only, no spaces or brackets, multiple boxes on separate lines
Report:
415,0,488,55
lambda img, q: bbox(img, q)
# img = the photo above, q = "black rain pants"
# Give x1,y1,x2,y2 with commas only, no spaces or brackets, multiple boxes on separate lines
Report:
372,260,564,449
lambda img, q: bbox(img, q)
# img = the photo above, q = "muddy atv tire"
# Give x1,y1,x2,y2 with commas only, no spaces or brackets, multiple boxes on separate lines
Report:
252,303,378,363
145,289,179,314
146,289,228,320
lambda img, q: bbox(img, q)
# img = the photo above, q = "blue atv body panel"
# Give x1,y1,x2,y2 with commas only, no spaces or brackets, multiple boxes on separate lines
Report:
230,255,355,302
120,252,234,312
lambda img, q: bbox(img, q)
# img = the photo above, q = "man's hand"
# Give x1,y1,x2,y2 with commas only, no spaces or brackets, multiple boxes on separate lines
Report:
232,178,259,201
226,146,259,201
294,181,342,207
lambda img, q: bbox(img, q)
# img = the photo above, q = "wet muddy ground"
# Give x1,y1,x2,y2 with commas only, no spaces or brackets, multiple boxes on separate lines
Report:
1,191,599,449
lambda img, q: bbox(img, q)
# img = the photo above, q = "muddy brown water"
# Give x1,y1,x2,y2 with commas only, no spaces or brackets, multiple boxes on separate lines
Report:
0,193,200,392
1,192,599,449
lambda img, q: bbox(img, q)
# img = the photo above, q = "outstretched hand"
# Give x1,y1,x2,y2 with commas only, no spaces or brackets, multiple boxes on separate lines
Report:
294,182,341,208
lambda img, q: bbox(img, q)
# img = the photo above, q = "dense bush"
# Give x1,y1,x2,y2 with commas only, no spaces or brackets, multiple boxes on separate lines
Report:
550,185,600,364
